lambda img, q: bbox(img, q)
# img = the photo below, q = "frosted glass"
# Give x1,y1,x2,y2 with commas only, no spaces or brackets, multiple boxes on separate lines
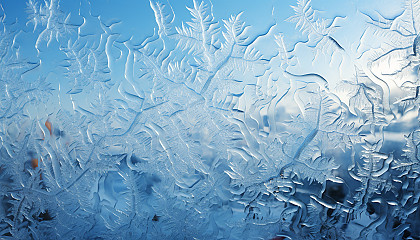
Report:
0,0,419,239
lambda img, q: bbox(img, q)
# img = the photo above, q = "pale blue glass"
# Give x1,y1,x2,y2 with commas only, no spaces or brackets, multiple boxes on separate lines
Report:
0,0,419,239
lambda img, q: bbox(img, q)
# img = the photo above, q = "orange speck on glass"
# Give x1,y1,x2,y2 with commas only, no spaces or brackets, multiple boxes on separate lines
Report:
45,120,53,136
31,158,38,169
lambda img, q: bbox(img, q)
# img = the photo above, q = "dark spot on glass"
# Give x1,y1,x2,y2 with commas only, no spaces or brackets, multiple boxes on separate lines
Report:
152,214,160,222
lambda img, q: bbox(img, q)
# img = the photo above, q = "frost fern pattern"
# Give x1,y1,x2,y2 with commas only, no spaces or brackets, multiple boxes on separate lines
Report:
0,0,419,239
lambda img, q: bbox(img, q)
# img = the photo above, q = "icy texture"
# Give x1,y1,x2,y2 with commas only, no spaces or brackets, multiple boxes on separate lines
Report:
0,0,420,239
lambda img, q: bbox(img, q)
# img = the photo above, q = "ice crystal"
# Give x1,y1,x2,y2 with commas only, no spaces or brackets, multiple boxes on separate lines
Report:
0,0,419,239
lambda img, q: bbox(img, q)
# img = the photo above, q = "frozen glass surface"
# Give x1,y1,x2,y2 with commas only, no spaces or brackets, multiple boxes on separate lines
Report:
0,0,419,239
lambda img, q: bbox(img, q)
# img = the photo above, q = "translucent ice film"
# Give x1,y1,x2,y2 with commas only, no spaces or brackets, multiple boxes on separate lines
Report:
0,0,420,239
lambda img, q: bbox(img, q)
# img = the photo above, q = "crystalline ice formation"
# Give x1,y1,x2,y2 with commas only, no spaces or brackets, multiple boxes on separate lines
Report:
0,0,419,239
